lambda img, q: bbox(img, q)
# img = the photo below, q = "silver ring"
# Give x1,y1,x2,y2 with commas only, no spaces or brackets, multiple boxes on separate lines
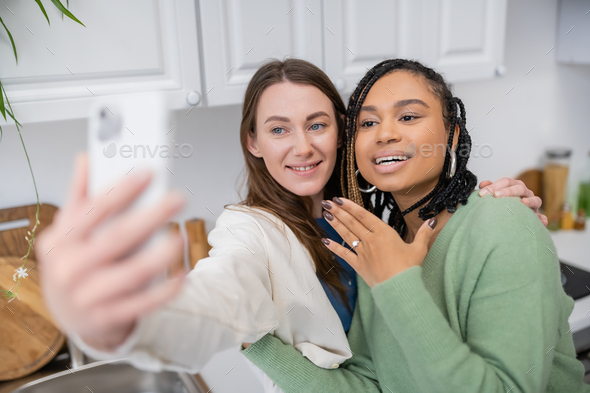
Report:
351,240,360,249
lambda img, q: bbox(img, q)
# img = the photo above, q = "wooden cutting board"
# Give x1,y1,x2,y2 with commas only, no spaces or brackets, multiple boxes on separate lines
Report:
0,257,65,381
0,203,65,381
0,204,58,262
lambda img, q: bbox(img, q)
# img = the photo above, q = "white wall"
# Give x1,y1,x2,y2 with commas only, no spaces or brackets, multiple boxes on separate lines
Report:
0,0,589,392
0,104,246,227
453,0,590,193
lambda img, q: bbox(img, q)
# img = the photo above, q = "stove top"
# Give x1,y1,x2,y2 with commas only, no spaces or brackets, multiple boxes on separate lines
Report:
561,262,590,301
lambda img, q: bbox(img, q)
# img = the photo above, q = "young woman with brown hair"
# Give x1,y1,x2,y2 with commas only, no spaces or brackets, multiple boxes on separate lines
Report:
38,59,544,393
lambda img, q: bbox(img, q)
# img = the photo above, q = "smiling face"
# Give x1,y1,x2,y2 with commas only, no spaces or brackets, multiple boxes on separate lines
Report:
246,82,340,198
355,71,459,199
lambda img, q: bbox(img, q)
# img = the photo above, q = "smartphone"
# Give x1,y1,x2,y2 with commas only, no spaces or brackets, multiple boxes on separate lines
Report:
87,91,173,254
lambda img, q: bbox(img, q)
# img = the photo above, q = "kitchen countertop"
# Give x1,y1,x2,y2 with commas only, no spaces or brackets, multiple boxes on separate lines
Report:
551,219,590,333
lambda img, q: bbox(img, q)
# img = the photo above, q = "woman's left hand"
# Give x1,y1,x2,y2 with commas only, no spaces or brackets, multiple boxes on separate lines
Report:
321,197,436,288
478,178,547,226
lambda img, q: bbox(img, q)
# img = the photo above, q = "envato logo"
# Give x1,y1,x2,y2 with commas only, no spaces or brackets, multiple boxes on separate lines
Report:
402,142,494,159
103,141,193,159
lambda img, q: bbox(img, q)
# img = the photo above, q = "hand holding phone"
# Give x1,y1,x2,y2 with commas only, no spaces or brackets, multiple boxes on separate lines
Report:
37,152,186,351
36,92,188,350
87,91,173,253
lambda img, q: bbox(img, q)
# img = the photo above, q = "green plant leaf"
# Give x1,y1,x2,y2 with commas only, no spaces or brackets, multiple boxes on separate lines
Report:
50,0,85,27
33,0,51,26
0,80,6,121
6,109,23,128
0,16,18,64
2,82,22,128
61,0,70,20
0,3,42,305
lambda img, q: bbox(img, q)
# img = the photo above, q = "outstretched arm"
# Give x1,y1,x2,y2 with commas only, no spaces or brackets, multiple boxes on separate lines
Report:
40,153,279,373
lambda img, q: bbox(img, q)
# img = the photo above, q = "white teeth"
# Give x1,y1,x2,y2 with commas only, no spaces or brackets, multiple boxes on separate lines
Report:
291,163,318,171
375,155,408,165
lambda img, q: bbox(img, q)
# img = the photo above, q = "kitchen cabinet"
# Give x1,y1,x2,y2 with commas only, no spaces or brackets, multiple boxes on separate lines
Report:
310,0,508,95
419,0,508,82
0,0,509,119
322,0,422,95
0,0,202,125
202,0,508,101
556,0,590,65
197,0,323,106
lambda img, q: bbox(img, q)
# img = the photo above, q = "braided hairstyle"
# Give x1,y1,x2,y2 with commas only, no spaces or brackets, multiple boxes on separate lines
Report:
341,59,478,238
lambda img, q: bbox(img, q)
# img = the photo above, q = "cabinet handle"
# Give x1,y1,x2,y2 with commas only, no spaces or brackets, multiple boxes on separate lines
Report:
186,90,202,106
495,65,507,77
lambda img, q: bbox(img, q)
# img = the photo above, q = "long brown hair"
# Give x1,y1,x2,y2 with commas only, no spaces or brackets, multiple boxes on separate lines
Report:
238,59,349,305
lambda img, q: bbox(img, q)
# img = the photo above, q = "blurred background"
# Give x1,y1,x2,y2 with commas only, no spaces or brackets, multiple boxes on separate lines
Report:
0,0,589,392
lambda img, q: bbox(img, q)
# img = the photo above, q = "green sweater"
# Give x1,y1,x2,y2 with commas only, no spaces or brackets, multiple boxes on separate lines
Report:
242,192,589,392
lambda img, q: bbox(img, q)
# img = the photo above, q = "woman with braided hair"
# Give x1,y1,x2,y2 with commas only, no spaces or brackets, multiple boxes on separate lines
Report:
242,59,589,392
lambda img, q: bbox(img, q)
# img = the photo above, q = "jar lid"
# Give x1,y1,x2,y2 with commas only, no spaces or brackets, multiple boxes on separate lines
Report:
546,148,572,159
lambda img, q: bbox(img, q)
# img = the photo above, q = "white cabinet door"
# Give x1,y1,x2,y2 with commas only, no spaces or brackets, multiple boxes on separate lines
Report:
0,0,202,125
198,0,323,106
556,0,590,65
420,0,507,82
322,0,422,96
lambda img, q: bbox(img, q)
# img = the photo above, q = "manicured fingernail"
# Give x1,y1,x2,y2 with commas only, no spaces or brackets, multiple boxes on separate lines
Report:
323,211,334,221
495,191,504,197
333,197,344,206
321,200,332,210
428,217,437,229
321,238,330,246
479,188,489,196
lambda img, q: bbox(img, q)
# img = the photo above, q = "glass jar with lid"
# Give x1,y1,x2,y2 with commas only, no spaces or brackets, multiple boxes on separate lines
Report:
544,148,572,230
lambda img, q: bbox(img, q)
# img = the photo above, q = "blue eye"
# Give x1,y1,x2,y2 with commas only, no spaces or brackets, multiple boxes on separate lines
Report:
271,127,285,135
310,123,324,131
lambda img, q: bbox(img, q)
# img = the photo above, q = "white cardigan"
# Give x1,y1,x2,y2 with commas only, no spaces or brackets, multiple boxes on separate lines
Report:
72,206,352,392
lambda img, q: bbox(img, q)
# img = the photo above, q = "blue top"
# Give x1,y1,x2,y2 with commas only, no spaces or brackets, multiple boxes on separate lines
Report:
315,218,358,332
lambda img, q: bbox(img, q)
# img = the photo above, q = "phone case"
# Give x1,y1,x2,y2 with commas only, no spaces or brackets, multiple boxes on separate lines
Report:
87,91,173,255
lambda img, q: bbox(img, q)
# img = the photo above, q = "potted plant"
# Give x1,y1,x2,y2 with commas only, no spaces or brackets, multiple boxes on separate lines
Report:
0,0,84,300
